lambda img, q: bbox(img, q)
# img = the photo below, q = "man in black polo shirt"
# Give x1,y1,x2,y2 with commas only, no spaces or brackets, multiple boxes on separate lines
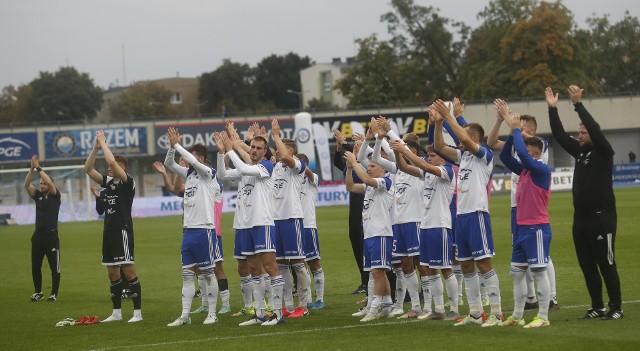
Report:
546,85,623,320
24,155,61,302
84,130,142,323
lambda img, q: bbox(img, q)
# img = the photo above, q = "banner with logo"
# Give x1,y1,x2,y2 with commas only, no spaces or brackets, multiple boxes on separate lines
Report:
613,163,640,183
293,112,317,172
312,112,430,141
312,123,332,181
44,127,148,159
0,132,38,162
154,119,296,154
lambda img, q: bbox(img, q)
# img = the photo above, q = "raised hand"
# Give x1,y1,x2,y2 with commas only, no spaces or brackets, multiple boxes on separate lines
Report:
494,99,510,120
152,161,167,174
334,129,346,145
545,87,559,108
429,103,443,123
31,155,38,168
434,100,453,120
353,139,363,156
567,85,583,104
352,132,365,143
219,131,234,151
96,130,107,146
389,140,406,154
213,131,225,153
271,119,281,139
167,127,181,148
453,97,465,117
343,151,357,166
377,116,391,133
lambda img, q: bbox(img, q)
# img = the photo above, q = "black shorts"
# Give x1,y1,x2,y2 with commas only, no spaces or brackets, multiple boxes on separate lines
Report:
32,232,60,252
102,228,135,266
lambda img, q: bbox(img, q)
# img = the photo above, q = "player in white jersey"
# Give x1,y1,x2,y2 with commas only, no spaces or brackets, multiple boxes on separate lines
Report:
297,153,325,310
345,148,394,322
432,99,503,327
270,119,312,319
370,118,425,319
163,128,221,327
215,131,286,326
391,134,460,321
486,103,558,310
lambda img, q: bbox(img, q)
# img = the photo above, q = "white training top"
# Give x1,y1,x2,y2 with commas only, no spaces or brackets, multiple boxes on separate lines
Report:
300,172,319,229
420,164,455,229
510,139,549,207
217,153,275,229
455,146,493,214
271,159,306,220
164,145,221,229
357,177,393,239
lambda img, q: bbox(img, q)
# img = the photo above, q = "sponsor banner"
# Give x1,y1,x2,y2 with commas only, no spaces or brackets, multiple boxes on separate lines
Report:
44,127,148,159
613,163,640,183
294,113,317,172
550,171,574,191
0,132,38,162
491,171,574,195
154,118,296,154
312,122,333,181
312,112,429,141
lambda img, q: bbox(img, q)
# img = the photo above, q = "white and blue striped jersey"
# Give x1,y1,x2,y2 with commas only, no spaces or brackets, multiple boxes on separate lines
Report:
392,168,425,224
300,172,319,229
420,164,455,229
358,177,394,239
164,146,221,229
455,146,493,214
271,159,306,220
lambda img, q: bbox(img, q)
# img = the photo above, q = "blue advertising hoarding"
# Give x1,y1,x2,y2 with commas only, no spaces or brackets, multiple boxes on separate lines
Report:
0,132,38,162
44,127,148,159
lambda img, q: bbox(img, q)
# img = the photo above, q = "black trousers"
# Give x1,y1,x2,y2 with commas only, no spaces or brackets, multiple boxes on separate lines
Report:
572,214,622,310
348,193,367,286
31,233,61,295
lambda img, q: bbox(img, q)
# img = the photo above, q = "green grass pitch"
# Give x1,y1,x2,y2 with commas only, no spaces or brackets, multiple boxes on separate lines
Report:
1,188,639,350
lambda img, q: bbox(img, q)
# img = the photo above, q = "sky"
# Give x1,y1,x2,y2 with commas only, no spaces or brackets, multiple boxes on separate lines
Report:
1,0,638,90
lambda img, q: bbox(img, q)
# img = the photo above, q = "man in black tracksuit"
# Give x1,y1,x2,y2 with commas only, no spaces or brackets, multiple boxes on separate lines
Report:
24,155,61,302
546,85,623,320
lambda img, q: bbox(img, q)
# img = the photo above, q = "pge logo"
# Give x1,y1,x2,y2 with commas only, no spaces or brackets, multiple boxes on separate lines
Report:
0,137,31,158
54,133,77,156
296,128,311,144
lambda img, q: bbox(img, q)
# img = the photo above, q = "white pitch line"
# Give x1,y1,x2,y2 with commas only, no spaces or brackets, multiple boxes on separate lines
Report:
85,299,640,351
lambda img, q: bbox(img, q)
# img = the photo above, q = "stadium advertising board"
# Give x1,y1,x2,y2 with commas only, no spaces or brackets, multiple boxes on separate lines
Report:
312,112,429,141
154,119,296,154
613,163,640,183
0,132,38,162
44,127,148,159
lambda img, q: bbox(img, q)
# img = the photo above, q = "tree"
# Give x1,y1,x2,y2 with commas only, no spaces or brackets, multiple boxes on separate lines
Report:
25,66,103,122
254,53,312,110
198,59,260,115
587,11,640,93
335,35,411,107
0,84,31,124
381,0,470,99
108,82,178,120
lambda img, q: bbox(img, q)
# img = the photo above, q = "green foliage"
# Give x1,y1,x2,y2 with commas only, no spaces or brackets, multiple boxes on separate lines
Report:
24,66,103,122
198,59,260,115
0,84,31,124
254,53,312,110
108,83,178,120
1,189,639,350
587,11,640,93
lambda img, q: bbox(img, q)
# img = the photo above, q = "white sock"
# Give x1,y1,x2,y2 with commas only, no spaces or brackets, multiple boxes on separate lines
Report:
278,264,294,311
444,274,459,313
420,275,431,311
532,268,551,320
510,266,527,320
371,295,382,311
292,263,311,309
203,270,219,316
394,267,405,309
404,271,421,312
111,308,122,318
525,268,536,301
547,258,557,298
262,274,273,307
366,272,375,308
181,270,195,319
428,274,445,313
198,275,207,306
382,294,393,312
271,275,284,318
482,270,502,316
240,275,253,308
220,289,230,308
464,272,482,316
251,276,266,317
312,268,324,302
452,264,464,298
479,272,488,300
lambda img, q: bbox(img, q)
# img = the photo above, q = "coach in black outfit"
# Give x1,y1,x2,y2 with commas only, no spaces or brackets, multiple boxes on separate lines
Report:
546,85,623,320
24,155,61,302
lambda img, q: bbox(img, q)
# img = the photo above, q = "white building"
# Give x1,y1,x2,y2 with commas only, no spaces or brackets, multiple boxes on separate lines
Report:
300,58,353,109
